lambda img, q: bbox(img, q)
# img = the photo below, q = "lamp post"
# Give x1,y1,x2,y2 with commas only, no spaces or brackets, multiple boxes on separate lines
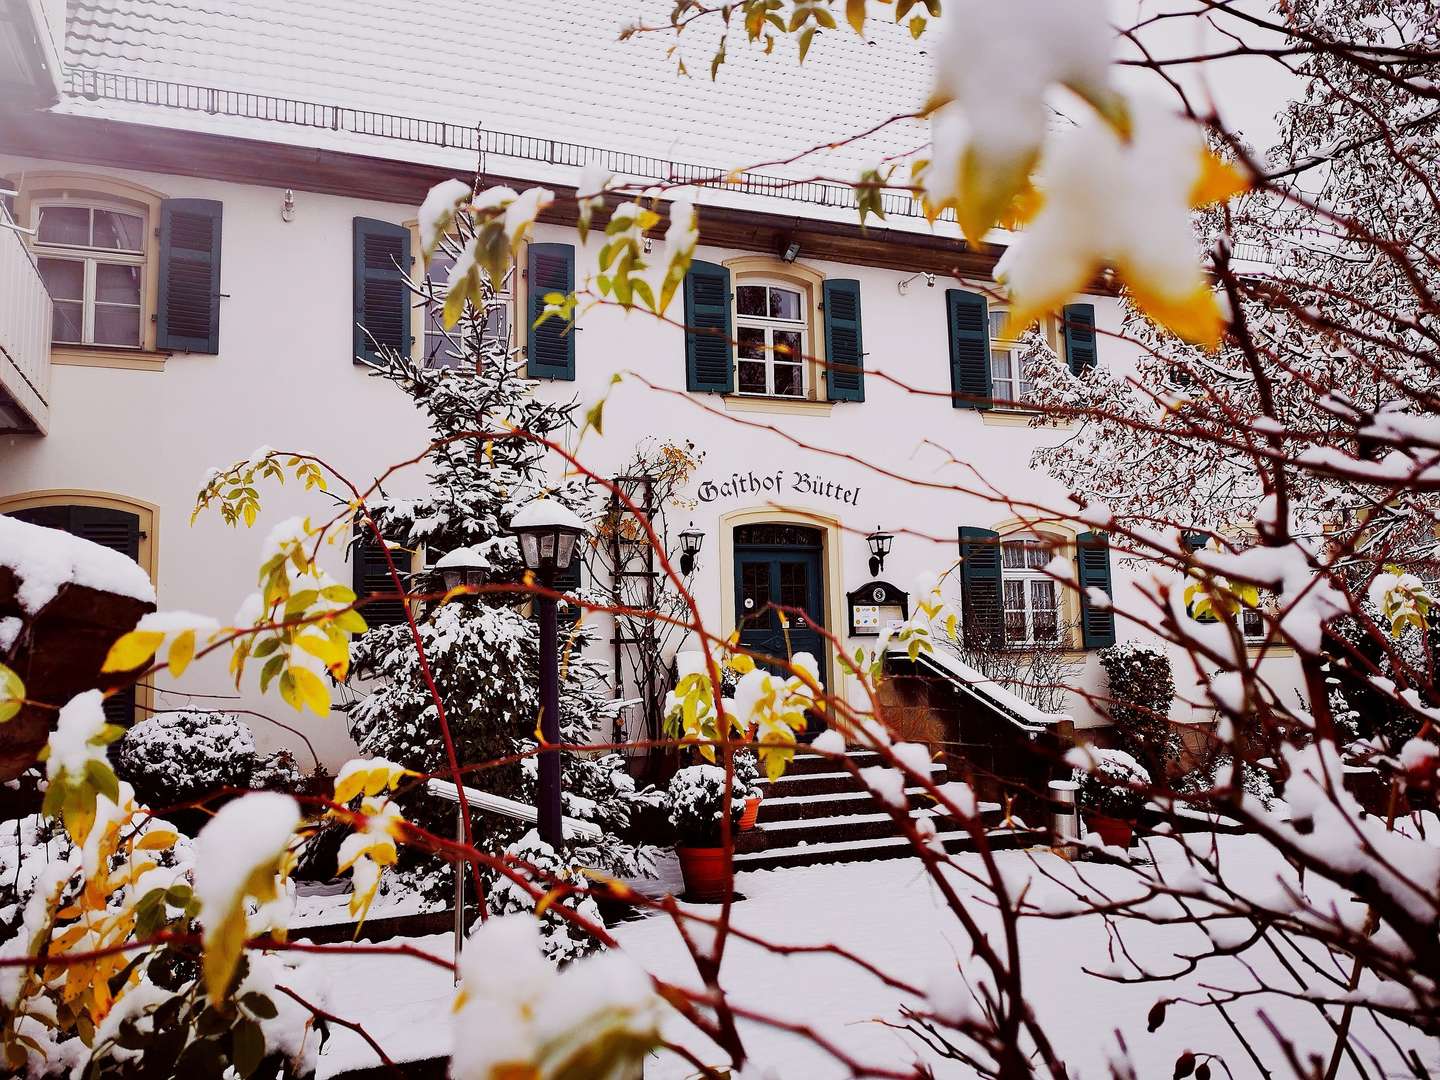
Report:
866,528,894,577
436,545,486,592
509,499,588,846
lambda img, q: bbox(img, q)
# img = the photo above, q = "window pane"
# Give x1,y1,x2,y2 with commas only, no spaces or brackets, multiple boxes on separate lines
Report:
37,206,90,247
738,361,766,394
51,300,83,344
773,329,802,361
737,326,766,360
93,304,141,346
992,378,1013,401
38,257,84,301
92,210,145,252
1026,541,1050,569
480,302,510,353
1004,612,1028,643
773,363,802,397
1002,542,1028,570
769,287,802,321
779,561,807,612
736,285,767,317
1031,580,1056,611
1242,608,1264,639
989,310,1009,340
989,349,1012,379
425,330,461,368
1003,579,1026,608
95,262,142,304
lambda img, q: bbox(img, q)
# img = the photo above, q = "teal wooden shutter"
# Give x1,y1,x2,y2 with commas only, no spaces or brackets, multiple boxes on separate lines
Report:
1063,303,1098,375
958,526,1003,646
351,529,408,628
157,199,223,354
823,278,864,402
946,289,992,410
526,242,576,380
352,218,412,366
683,261,734,393
1076,530,1116,648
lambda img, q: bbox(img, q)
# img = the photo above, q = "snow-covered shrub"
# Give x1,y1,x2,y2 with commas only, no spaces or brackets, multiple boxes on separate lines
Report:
733,749,761,801
1097,642,1180,777
488,829,603,963
1176,750,1277,810
1071,746,1151,821
114,710,304,809
665,765,744,847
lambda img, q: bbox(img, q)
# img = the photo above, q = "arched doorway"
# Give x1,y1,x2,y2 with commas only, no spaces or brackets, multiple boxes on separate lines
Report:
732,522,826,672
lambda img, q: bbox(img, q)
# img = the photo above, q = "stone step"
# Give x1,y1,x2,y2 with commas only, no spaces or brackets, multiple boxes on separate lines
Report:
756,759,947,798
732,826,1046,872
781,747,882,776
738,801,1006,852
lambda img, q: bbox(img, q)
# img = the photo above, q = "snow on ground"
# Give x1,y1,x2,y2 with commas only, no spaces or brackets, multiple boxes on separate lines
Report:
295,835,1439,1078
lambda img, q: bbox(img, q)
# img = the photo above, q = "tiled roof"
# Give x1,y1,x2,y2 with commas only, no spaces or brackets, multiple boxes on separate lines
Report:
59,0,938,209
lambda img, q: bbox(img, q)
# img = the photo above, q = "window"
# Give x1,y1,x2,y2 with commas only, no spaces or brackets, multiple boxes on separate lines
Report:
1000,536,1061,644
735,282,807,398
34,200,147,348
988,309,1036,408
420,244,512,370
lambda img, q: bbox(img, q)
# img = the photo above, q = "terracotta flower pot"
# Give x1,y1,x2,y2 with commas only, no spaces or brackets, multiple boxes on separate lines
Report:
676,845,731,902
1087,814,1134,848
739,794,762,831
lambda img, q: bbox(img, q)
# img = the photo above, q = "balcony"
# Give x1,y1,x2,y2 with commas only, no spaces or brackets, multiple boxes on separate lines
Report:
0,201,51,434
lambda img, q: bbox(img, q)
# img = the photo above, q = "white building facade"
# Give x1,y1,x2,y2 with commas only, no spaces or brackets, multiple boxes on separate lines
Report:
0,0,1301,768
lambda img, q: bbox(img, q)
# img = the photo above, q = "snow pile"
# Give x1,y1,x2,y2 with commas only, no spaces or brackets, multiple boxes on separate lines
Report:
451,916,659,1080
46,690,109,784
0,514,154,613
194,792,300,941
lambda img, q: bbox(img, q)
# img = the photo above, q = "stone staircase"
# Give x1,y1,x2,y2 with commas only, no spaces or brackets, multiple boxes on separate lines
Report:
732,748,1045,872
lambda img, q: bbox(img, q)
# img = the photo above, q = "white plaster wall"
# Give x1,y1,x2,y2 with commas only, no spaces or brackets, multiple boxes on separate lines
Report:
0,155,1300,764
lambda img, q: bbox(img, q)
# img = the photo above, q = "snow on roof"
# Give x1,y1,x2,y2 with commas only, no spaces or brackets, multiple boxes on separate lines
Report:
887,641,1072,732
58,0,936,213
0,514,155,614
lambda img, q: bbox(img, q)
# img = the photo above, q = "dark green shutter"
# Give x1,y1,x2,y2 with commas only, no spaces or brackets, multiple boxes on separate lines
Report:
946,289,992,410
526,242,576,380
683,261,734,393
1063,303,1098,375
1076,530,1116,648
352,217,412,367
8,505,143,725
352,529,408,628
823,278,864,402
958,527,1003,646
157,199,223,354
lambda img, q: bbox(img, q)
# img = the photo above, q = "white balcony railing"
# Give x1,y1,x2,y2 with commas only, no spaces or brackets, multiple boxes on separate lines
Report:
0,202,51,434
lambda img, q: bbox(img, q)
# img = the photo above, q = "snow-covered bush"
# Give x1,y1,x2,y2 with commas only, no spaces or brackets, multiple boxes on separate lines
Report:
488,830,603,964
1097,643,1180,777
665,765,744,847
1071,746,1151,821
733,749,761,801
114,710,304,809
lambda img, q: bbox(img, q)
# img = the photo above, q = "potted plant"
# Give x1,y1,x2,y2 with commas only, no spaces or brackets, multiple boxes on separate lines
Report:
734,749,763,830
666,764,744,901
1075,747,1150,848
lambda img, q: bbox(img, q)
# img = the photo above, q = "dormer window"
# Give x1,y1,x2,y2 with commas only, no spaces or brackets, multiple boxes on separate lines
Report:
735,282,806,398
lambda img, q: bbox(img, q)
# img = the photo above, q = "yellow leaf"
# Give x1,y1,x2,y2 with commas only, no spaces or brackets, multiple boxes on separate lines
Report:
134,829,178,851
0,664,24,724
1190,151,1249,207
167,630,196,678
289,666,331,717
1126,276,1226,351
101,630,165,674
846,0,866,34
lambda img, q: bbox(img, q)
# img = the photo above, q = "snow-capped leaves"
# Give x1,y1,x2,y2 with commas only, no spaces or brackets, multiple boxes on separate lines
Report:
335,797,404,928
995,100,1248,349
1368,565,1435,638
40,690,126,844
451,916,660,1080
593,196,699,316
924,0,1125,245
417,177,472,266
732,652,823,780
194,793,300,1003
444,185,555,327
334,757,415,804
102,611,221,679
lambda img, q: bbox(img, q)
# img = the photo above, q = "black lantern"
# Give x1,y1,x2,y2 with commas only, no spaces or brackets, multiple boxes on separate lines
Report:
867,528,894,577
509,500,588,582
436,546,486,591
678,523,705,576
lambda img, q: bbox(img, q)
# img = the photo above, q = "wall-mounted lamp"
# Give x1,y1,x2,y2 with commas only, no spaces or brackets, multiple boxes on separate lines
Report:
866,528,894,577
896,272,935,296
780,238,801,263
280,189,296,223
678,523,705,576
643,235,654,254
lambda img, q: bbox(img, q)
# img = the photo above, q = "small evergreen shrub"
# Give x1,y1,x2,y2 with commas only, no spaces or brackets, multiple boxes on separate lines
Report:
114,710,307,808
733,750,761,801
488,830,603,963
1075,747,1150,821
665,765,744,847
1098,642,1180,777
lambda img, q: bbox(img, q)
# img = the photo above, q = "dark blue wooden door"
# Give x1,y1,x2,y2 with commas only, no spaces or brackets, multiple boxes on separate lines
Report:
733,524,825,671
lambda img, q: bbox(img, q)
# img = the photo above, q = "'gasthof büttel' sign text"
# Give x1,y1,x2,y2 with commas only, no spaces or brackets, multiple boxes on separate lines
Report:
696,469,861,507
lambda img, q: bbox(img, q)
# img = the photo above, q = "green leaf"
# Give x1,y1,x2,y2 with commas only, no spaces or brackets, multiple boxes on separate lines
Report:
84,759,120,804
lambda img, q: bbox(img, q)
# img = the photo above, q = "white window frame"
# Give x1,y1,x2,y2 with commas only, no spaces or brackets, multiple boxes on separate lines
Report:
734,279,808,399
33,197,147,349
1000,535,1062,646
420,245,514,370
988,308,1038,409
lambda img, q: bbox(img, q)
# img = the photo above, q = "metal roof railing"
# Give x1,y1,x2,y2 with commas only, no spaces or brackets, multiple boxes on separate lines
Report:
66,66,944,221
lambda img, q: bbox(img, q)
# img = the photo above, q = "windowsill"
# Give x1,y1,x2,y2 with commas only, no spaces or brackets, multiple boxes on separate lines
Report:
980,408,1072,428
723,395,834,417
1247,642,1296,659
52,345,169,371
